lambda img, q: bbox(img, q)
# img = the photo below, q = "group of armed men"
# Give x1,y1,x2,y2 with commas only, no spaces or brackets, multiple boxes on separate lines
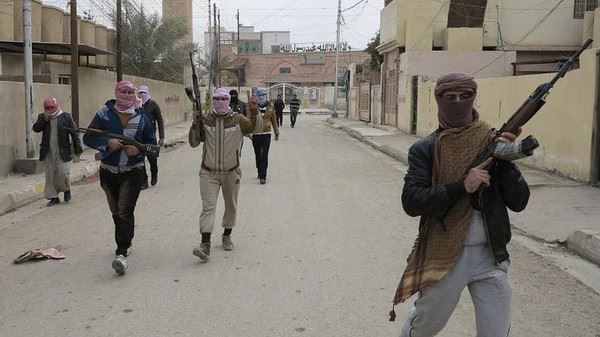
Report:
32,74,530,337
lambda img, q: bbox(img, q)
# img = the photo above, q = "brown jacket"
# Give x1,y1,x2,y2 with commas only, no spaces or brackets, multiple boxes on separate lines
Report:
251,102,280,137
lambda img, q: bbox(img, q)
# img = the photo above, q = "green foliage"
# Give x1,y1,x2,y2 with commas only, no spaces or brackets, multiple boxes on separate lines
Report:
113,4,194,83
365,31,383,71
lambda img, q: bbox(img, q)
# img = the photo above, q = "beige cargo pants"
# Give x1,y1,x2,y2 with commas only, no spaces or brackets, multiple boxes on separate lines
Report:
199,168,242,233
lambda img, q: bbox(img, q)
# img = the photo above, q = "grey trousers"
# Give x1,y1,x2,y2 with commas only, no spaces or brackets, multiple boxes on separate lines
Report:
400,244,511,337
199,168,241,233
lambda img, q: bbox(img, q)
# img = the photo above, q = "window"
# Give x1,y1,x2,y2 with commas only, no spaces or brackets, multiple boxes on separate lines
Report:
58,74,70,85
279,67,291,74
271,45,281,53
574,0,599,19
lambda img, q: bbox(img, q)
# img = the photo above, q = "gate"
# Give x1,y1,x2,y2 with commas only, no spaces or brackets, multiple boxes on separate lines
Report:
384,69,398,127
359,82,371,122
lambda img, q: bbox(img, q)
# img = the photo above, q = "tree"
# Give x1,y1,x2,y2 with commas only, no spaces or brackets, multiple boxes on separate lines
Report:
113,3,194,83
365,31,383,71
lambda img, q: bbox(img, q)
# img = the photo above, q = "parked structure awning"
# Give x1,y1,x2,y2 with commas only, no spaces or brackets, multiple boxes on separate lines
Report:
0,41,114,56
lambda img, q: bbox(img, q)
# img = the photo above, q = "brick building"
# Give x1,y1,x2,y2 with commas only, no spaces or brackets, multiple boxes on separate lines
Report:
241,50,369,88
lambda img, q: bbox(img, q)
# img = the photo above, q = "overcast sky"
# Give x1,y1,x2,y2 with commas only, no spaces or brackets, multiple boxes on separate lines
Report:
42,0,383,50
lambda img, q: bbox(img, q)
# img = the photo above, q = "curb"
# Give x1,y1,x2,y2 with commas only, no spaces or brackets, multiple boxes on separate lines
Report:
328,118,410,165
567,230,600,265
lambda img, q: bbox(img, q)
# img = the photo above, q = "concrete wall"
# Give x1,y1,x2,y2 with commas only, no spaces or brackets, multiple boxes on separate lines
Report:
416,49,598,181
371,84,383,125
444,28,483,51
395,50,516,132
499,0,582,48
0,68,189,176
0,81,70,176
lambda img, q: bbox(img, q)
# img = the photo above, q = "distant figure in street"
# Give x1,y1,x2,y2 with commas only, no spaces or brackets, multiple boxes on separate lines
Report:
83,80,156,276
138,85,164,188
251,88,280,185
33,97,83,206
188,88,257,262
274,94,285,127
229,89,247,116
289,94,300,128
392,73,530,337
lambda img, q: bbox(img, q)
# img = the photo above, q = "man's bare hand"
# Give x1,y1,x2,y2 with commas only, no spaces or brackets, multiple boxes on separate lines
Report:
464,157,493,193
123,145,140,157
107,138,123,151
159,138,165,147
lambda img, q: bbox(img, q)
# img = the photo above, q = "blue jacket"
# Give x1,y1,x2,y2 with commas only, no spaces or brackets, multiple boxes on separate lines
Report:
83,100,156,172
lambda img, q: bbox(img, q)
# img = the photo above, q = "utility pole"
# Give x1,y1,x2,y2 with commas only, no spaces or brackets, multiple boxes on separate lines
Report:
116,0,123,81
70,0,79,125
213,3,218,88
332,0,341,118
217,9,221,87
237,9,240,92
208,0,212,89
23,0,35,158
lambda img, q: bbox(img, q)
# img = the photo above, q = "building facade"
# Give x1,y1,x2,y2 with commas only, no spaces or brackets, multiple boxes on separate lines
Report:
376,0,596,131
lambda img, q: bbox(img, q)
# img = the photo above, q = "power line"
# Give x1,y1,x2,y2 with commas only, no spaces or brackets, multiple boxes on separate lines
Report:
471,0,566,75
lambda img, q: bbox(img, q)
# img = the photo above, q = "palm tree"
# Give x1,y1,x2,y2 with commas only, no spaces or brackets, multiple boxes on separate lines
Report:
113,3,194,83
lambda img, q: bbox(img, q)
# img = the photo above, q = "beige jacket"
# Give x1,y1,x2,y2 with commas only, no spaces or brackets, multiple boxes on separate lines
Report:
189,108,255,174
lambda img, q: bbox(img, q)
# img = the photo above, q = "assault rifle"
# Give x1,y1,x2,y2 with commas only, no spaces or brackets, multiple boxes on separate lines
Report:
67,127,160,157
471,38,593,167
186,51,203,122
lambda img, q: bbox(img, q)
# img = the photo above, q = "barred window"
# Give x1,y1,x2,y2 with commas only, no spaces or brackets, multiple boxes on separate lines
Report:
279,67,291,74
574,0,599,19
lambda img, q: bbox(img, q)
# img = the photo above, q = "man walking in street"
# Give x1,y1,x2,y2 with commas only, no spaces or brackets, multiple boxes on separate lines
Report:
33,97,83,206
274,94,285,127
251,88,280,185
138,85,165,188
289,94,300,128
83,80,156,276
392,73,530,337
229,89,247,116
188,88,257,262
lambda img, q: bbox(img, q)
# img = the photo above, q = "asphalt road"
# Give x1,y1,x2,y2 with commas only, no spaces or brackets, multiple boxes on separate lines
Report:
1,116,599,337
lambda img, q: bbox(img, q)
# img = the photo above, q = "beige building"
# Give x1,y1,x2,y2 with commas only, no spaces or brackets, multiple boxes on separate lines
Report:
376,0,595,131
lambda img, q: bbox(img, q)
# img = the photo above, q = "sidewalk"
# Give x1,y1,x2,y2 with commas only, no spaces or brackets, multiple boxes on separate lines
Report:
327,117,600,266
0,121,192,216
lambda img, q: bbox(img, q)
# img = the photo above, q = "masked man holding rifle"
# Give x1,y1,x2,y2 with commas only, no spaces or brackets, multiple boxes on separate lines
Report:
392,73,530,337
189,88,257,262
83,80,157,276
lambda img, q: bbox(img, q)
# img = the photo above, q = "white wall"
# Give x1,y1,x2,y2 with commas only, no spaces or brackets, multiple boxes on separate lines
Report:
262,32,290,54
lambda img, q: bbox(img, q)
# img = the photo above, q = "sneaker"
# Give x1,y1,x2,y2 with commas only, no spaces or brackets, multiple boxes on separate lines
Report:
193,242,211,261
260,179,266,185
150,173,158,186
46,198,60,207
63,190,71,203
112,255,127,275
222,235,234,251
